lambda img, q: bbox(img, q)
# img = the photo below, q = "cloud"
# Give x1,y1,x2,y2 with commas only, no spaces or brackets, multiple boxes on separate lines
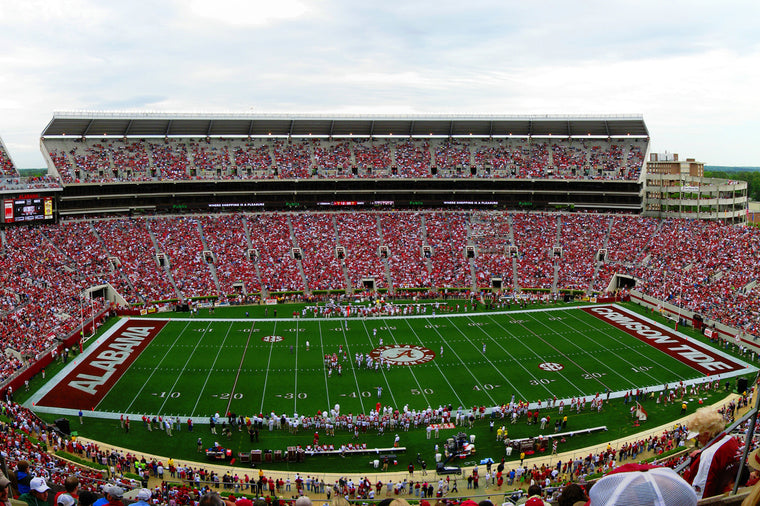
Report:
0,0,759,167
176,0,313,28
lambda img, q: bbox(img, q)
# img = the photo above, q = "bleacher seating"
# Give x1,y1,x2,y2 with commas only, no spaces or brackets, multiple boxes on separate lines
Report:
470,212,514,289
378,213,429,288
512,214,556,289
335,213,387,290
42,137,649,184
150,217,217,298
291,214,344,291
0,140,18,177
426,212,470,288
200,215,261,296
245,214,303,292
2,211,760,384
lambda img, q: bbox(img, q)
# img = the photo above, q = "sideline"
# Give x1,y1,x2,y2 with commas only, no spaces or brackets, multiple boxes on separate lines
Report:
70,394,745,500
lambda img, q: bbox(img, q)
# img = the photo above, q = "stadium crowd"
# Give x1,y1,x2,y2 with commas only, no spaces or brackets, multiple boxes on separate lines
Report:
1,388,759,506
2,211,760,385
42,137,647,184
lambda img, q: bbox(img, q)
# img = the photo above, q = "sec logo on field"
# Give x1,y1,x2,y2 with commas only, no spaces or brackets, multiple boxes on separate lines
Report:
538,362,564,372
262,335,284,342
369,345,436,366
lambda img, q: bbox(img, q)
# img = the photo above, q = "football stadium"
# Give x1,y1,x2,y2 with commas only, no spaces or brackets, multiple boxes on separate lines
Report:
2,113,760,504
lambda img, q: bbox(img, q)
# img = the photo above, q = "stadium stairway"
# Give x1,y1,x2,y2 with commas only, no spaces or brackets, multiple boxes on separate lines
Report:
146,219,181,300
196,220,222,296
89,222,142,304
332,214,353,294
507,214,519,290
588,216,614,294
420,214,433,276
241,216,265,296
465,217,478,292
375,215,394,290
286,215,310,294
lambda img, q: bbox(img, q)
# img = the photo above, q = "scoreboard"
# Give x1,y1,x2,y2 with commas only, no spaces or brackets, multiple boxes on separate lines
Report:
3,196,55,223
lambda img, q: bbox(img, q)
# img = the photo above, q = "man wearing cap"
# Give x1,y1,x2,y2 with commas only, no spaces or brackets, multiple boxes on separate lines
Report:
56,494,76,506
0,475,25,506
18,477,49,506
94,485,124,506
588,465,696,506
133,489,152,506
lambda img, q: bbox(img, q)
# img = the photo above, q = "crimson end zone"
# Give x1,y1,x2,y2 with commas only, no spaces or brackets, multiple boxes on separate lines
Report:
29,319,166,414
583,305,750,376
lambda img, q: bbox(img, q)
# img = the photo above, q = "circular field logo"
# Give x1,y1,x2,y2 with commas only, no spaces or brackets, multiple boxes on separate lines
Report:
369,345,436,366
538,362,564,372
262,335,284,342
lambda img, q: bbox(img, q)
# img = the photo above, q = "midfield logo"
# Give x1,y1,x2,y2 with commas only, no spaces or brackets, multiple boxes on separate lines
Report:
369,345,436,366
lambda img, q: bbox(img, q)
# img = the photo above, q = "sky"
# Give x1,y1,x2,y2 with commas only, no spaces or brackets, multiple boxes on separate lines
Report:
0,0,758,168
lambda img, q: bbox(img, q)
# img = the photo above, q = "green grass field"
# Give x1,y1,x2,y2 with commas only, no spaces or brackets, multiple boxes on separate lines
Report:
84,305,721,418
22,300,758,474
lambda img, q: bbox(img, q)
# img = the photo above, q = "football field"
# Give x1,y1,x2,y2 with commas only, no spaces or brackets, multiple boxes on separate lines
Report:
29,303,755,421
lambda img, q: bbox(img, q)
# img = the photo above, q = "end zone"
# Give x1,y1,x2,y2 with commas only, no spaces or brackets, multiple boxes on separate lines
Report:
34,319,166,410
583,305,750,376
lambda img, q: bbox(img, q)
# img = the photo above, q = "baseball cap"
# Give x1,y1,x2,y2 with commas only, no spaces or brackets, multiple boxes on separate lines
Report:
461,500,479,506
525,498,544,506
30,477,50,493
589,466,697,506
137,489,152,501
0,476,10,488
57,494,76,506
103,485,124,499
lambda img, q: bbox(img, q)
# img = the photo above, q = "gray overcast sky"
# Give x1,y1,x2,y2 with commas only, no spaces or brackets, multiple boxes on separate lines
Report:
0,0,758,168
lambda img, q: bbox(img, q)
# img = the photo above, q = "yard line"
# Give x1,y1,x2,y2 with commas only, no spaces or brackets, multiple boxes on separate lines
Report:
339,319,366,413
190,323,235,416
483,313,587,397
443,315,534,400
359,320,398,408
522,310,640,389
317,321,331,411
259,320,278,414
293,319,300,413
565,309,684,386
498,311,613,392
404,318,468,406
446,315,545,400
123,321,195,414
382,318,431,406
225,322,257,415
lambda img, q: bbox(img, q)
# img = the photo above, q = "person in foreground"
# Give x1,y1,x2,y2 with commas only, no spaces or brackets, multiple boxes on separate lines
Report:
17,478,49,506
589,464,697,506
682,406,740,499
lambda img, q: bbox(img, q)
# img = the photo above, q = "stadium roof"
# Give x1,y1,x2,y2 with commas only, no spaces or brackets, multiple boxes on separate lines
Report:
42,112,649,138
